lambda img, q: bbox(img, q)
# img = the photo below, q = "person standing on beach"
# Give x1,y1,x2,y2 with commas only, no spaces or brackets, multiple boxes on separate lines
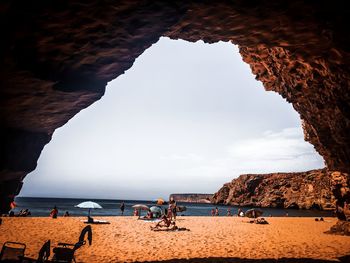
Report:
171,199,177,221
168,197,175,219
211,208,215,216
167,203,173,219
120,202,125,216
50,205,58,218
215,207,219,216
227,208,231,216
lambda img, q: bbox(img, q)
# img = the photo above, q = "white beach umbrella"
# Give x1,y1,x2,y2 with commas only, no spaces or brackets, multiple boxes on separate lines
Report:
132,204,149,218
75,201,103,217
132,204,149,210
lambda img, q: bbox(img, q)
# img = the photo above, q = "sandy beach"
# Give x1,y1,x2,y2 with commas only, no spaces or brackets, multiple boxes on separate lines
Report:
1,217,349,262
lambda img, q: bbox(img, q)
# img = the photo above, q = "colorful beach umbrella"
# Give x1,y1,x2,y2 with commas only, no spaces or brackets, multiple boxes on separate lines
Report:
150,206,162,217
156,198,165,205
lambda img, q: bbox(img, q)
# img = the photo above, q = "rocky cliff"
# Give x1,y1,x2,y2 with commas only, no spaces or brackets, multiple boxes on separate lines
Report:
212,168,336,210
170,194,212,203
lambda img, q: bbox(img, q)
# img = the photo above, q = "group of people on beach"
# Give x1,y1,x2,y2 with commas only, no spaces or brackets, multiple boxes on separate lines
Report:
131,197,178,220
7,209,31,217
150,197,180,231
49,206,70,218
211,207,245,217
211,207,220,216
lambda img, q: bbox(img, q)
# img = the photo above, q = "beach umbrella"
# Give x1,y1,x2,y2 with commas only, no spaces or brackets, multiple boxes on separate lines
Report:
75,201,102,217
132,204,150,218
150,206,162,217
132,204,149,210
245,208,263,218
156,198,165,205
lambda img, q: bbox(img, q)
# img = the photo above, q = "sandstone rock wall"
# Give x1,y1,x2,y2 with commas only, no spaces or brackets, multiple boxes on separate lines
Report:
330,171,350,219
212,169,337,210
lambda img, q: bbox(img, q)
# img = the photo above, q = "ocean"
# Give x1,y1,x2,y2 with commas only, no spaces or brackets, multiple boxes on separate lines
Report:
12,197,333,218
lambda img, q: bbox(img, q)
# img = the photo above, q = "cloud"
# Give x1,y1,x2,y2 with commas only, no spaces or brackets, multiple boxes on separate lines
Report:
226,127,324,173
175,127,324,183
160,153,203,161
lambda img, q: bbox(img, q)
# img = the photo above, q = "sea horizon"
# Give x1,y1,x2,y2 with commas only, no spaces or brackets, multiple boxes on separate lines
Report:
12,196,334,218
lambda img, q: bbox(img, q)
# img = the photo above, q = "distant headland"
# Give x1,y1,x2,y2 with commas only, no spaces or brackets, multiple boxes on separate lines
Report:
169,193,212,203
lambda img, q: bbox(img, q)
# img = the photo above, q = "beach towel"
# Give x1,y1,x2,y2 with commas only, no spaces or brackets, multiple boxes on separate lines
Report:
139,218,161,223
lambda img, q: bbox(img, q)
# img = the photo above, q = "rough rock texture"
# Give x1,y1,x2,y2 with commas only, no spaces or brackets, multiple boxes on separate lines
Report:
330,171,350,219
0,1,349,214
170,194,212,203
326,221,350,236
212,169,336,210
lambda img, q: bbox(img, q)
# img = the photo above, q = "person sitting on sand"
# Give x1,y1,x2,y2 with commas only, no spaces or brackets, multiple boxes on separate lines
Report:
63,211,70,217
145,211,153,219
133,209,139,217
50,206,58,218
24,209,31,216
151,215,176,230
87,215,94,223
18,209,31,217
255,218,268,224
139,211,153,220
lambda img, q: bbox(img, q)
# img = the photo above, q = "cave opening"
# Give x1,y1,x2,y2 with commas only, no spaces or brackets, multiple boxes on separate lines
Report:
1,2,350,259
19,37,324,201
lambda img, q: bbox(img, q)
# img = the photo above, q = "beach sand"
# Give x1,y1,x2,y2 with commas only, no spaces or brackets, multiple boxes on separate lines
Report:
0,216,349,262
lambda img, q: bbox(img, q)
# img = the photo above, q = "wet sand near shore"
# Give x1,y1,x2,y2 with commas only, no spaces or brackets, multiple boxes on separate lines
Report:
0,217,349,262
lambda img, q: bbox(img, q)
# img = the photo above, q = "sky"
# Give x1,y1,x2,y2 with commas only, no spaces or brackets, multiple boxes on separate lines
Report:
20,37,325,200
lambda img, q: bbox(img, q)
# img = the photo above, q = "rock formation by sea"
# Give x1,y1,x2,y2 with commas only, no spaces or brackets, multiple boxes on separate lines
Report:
212,168,337,210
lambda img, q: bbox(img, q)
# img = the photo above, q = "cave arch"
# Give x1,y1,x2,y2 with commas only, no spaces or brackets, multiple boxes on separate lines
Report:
0,0,349,214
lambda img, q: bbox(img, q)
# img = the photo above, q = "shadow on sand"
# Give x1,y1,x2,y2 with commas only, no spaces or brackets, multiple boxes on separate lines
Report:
135,255,350,263
16,254,350,263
